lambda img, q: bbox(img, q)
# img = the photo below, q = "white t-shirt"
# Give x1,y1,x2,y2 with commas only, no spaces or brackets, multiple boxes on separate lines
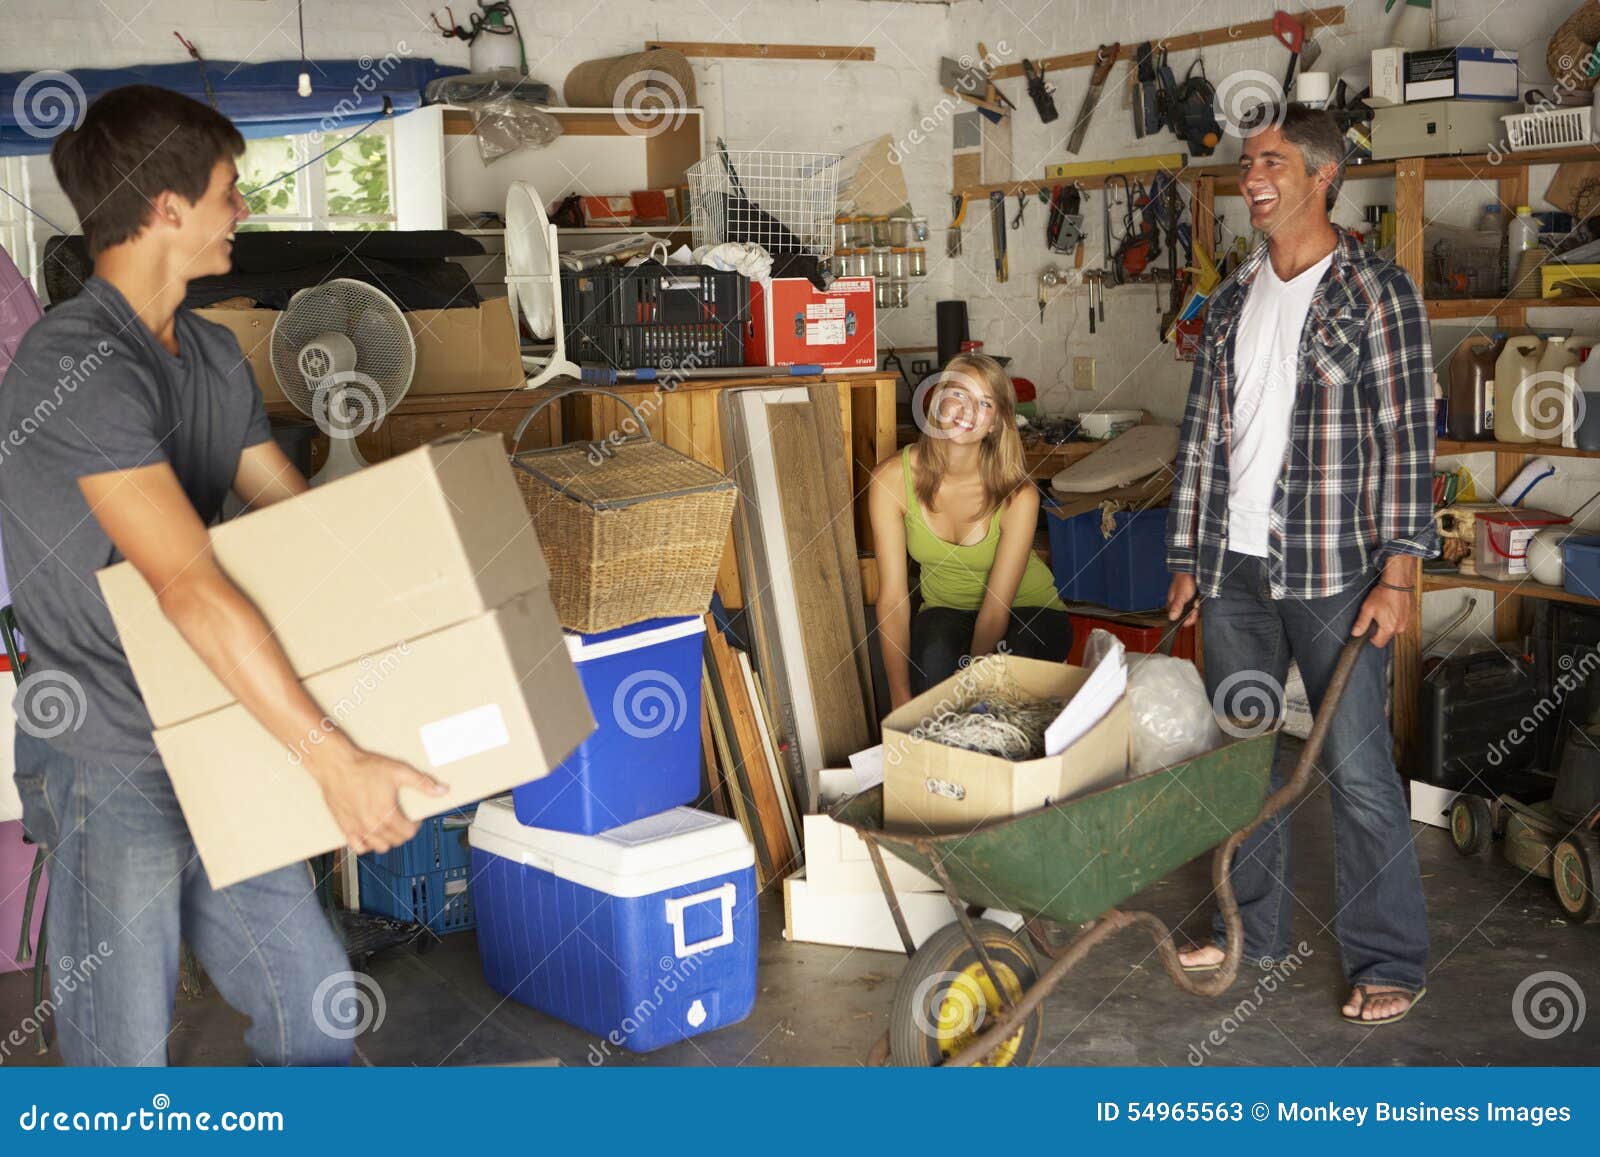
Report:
1226,251,1334,558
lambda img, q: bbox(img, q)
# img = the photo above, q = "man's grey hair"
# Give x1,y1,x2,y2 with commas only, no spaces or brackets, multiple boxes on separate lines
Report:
1277,104,1348,212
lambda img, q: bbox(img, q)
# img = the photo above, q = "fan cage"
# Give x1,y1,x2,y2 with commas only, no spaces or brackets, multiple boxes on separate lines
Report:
687,150,842,258
268,280,415,418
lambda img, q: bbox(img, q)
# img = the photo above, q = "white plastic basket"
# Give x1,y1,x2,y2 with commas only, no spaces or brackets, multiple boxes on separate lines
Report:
1502,105,1593,151
687,149,842,258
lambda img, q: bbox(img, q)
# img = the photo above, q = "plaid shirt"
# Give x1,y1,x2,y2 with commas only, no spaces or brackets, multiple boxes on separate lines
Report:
1166,230,1438,599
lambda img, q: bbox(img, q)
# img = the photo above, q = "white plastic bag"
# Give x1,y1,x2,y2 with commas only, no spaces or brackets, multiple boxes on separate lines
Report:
1084,628,1220,775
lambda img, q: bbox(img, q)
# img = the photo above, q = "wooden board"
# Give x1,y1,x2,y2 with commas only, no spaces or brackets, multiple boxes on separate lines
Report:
647,41,874,61
768,403,876,765
701,655,773,887
740,653,802,856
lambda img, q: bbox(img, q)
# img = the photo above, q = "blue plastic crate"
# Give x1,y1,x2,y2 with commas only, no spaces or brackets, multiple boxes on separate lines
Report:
1563,535,1600,599
357,809,477,935
1045,505,1171,612
512,616,706,834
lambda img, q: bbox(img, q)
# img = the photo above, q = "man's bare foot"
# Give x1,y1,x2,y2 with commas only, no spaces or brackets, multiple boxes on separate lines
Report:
1341,984,1423,1024
1177,942,1225,971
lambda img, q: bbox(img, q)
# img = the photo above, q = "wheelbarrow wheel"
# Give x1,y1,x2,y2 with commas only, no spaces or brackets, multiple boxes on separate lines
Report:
889,920,1042,1067
1551,832,1600,923
1449,796,1493,857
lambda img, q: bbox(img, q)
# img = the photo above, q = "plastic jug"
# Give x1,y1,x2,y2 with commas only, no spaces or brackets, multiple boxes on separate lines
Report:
1494,335,1545,443
1508,206,1539,290
1577,342,1600,451
1534,336,1581,445
1447,336,1501,441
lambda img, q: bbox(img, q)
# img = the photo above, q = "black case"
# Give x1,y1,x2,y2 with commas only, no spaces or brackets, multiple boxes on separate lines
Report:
1419,651,1549,796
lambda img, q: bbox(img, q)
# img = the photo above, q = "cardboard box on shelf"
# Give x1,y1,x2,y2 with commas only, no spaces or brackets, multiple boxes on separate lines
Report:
194,296,525,402
629,189,672,226
579,194,634,227
744,277,877,370
156,590,593,890
1404,47,1518,102
99,433,547,729
881,656,1131,832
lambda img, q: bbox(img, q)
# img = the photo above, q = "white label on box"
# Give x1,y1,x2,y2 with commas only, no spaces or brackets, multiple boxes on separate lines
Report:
420,703,510,768
1506,527,1539,575
807,319,847,345
807,300,846,320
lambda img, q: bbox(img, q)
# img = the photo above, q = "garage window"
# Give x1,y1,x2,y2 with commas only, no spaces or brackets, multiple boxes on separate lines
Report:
238,124,396,233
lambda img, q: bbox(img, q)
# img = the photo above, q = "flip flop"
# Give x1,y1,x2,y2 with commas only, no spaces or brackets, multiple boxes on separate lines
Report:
1341,984,1426,1026
1178,943,1223,973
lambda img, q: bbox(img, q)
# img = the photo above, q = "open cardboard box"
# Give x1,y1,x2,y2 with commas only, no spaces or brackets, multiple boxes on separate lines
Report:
196,294,524,401
98,432,593,889
881,655,1131,833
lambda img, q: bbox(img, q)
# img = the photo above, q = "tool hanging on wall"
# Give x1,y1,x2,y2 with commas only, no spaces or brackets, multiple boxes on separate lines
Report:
989,190,1009,283
1083,270,1101,334
948,193,968,257
1102,176,1124,295
1046,184,1085,255
1165,59,1224,157
1133,43,1164,139
1273,10,1305,96
1065,43,1120,154
1038,266,1064,324
1022,59,1059,123
1011,192,1028,230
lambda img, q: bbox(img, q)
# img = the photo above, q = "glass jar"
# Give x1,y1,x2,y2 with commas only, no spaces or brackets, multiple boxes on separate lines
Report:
832,247,852,275
870,246,892,278
908,246,927,277
849,216,872,246
888,216,911,246
875,278,893,309
909,215,930,243
889,246,910,279
834,215,852,249
889,278,909,309
870,216,891,245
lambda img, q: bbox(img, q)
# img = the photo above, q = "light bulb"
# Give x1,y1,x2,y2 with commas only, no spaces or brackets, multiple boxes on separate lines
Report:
298,71,312,97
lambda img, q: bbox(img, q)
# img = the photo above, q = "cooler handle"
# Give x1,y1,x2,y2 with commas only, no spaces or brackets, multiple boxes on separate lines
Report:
665,882,736,957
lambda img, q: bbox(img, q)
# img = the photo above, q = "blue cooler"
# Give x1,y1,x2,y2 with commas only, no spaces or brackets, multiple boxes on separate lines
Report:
512,616,705,834
468,797,757,1052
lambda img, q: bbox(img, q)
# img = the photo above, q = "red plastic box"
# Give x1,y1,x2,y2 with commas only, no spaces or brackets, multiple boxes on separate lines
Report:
745,277,876,369
1065,610,1196,666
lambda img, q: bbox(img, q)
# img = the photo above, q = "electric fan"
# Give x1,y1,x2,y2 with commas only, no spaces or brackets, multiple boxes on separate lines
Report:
504,180,579,388
269,279,416,487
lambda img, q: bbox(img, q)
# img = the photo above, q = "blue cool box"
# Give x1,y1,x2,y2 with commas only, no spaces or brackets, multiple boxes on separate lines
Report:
1046,505,1172,612
469,798,758,1053
512,616,705,834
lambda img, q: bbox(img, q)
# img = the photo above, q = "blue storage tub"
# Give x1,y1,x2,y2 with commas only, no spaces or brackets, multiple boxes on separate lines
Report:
357,808,477,935
1045,505,1171,612
1563,535,1600,599
469,797,757,1053
512,615,706,834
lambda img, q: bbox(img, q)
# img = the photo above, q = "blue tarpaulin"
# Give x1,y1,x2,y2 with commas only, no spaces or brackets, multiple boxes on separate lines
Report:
0,58,466,156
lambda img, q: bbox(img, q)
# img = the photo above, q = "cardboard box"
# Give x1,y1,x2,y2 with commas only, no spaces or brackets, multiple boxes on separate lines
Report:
99,433,546,728
1409,780,1456,830
1370,47,1405,107
744,277,877,370
782,867,1021,952
802,812,938,894
193,296,524,402
579,194,633,226
156,590,593,889
881,656,1131,832
1405,47,1518,102
629,189,672,226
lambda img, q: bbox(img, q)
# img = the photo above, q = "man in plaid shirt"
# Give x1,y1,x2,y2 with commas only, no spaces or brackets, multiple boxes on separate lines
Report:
1166,107,1436,1025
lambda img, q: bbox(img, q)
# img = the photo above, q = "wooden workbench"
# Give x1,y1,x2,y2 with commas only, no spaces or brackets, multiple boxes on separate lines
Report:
266,370,899,611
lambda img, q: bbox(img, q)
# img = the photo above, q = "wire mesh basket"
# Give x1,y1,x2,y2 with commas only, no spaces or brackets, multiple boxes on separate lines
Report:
688,148,843,257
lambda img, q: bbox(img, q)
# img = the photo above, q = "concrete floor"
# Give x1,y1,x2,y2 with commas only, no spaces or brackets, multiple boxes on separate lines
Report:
4,738,1597,1067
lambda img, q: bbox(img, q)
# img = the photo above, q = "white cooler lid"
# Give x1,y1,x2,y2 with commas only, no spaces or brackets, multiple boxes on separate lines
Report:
563,616,705,663
469,796,753,898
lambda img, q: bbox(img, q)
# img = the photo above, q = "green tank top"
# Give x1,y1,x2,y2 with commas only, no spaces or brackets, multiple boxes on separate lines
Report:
901,449,1066,612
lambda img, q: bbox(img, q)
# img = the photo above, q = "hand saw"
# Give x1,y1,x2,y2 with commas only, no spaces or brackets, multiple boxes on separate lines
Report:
1066,43,1120,155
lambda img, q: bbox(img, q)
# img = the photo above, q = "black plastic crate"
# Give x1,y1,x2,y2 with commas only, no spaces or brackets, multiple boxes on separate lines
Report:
561,263,749,369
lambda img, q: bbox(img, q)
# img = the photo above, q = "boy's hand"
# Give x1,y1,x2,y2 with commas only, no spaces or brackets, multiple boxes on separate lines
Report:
306,742,447,854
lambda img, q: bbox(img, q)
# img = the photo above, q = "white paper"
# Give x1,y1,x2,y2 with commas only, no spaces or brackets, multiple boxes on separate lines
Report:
1044,641,1127,756
847,744,885,792
419,703,510,768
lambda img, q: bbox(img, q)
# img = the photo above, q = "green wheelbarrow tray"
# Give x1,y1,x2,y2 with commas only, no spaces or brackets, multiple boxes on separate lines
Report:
830,731,1277,926
832,626,1377,1067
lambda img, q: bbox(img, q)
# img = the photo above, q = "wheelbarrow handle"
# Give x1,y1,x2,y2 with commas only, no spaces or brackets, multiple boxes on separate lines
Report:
1157,595,1199,656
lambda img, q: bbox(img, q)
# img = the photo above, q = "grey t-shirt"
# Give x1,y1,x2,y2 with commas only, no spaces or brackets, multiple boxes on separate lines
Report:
0,277,271,768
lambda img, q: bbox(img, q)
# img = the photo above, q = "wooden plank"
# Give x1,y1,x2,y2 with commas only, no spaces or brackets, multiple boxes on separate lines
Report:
809,384,879,736
648,40,874,61
1393,160,1425,282
768,403,875,765
697,695,730,818
1191,175,1216,262
702,653,772,887
645,116,704,189
1390,157,1426,772
1421,570,1600,608
987,7,1345,80
741,653,802,856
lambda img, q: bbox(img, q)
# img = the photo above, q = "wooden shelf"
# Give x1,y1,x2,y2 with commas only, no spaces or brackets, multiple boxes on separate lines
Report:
1437,439,1600,459
1427,297,1600,317
1422,570,1600,607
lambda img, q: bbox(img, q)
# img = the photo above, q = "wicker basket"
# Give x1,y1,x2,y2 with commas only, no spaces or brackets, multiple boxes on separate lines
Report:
510,387,737,634
1549,1,1600,92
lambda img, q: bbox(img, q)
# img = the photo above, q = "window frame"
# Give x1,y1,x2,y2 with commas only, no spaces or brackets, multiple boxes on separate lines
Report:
239,122,398,232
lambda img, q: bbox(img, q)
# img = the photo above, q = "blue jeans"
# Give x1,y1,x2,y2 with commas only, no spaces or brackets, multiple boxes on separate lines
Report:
1200,552,1429,992
14,731,353,1066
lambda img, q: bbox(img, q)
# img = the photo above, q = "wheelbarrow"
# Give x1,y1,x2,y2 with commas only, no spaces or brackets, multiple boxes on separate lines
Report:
830,621,1374,1066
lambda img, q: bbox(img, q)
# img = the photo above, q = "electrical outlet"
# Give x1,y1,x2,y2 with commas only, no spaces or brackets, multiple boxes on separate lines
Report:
1074,356,1097,391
